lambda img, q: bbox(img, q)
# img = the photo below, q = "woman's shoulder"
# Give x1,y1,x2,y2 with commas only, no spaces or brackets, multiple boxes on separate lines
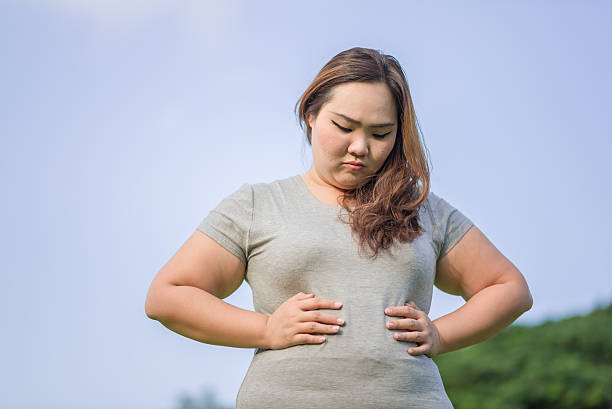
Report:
417,190,438,226
420,189,465,229
247,175,306,210
250,174,299,195
423,190,462,212
423,190,442,208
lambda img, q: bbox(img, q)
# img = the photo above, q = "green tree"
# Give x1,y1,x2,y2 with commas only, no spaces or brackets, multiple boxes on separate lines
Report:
434,302,612,409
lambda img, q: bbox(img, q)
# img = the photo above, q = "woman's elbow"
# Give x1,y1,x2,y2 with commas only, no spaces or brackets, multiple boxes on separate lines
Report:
144,293,158,320
515,277,534,313
502,269,533,314
522,289,534,312
145,284,169,320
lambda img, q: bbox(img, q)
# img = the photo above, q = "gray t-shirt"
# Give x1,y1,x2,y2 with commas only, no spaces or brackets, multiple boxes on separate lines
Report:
197,174,474,409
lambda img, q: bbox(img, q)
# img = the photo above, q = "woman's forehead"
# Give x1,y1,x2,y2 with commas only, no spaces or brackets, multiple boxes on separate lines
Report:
323,83,397,124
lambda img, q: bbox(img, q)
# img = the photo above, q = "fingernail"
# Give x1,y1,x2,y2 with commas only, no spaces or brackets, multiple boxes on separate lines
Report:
336,318,344,324
385,308,392,314
334,302,342,308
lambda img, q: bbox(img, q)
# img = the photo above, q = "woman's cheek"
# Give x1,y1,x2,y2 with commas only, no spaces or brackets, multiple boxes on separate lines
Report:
318,129,345,158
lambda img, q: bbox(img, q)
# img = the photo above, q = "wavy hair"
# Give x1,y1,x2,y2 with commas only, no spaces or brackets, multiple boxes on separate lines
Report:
294,47,432,259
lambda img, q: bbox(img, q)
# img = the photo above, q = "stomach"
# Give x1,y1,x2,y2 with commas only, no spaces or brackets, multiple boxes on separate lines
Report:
235,344,454,409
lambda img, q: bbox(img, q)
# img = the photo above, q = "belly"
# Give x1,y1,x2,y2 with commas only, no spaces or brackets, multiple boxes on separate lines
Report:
236,346,454,409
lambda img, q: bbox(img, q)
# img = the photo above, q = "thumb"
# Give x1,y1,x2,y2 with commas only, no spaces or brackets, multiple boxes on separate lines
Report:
406,300,420,309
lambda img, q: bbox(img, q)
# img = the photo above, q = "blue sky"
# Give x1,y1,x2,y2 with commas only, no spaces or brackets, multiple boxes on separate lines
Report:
1,1,610,408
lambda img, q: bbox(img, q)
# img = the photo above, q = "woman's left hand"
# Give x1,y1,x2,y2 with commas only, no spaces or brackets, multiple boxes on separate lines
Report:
384,301,443,358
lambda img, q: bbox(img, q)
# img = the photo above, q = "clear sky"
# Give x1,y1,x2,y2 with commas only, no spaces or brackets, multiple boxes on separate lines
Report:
1,1,610,408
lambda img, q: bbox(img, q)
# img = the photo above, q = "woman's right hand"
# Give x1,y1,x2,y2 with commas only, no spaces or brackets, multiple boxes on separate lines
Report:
264,292,344,350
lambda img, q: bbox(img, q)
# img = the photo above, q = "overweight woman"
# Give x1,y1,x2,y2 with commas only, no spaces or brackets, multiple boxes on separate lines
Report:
145,47,533,409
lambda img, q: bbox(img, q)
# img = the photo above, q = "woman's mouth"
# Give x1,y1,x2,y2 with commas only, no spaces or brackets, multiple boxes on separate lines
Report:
343,163,364,171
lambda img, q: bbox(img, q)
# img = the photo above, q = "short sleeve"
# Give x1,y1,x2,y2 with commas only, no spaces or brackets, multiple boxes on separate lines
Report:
196,183,253,266
429,191,474,261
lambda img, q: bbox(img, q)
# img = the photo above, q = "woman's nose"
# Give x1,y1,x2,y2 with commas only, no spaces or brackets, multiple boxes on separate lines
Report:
347,134,369,156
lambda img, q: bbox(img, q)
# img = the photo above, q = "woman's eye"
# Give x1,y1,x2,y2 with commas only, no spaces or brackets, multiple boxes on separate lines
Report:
373,132,391,139
331,120,351,132
332,120,390,138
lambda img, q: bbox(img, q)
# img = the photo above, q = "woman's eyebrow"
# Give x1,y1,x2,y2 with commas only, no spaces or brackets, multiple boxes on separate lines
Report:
330,111,395,128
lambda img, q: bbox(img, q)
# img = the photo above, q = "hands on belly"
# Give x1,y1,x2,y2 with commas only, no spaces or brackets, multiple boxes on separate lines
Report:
385,300,443,358
263,292,345,350
263,292,442,358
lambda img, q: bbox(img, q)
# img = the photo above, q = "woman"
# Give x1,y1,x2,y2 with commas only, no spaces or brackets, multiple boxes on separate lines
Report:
145,47,533,409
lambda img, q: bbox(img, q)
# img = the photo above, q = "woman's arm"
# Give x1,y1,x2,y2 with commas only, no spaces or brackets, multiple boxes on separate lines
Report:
147,283,270,349
432,225,533,355
145,230,269,349
145,231,344,349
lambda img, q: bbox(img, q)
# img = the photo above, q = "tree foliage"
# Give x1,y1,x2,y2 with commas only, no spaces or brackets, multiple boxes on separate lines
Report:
433,302,612,409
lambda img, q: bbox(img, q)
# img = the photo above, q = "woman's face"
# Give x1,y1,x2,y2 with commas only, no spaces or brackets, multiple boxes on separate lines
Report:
306,81,398,192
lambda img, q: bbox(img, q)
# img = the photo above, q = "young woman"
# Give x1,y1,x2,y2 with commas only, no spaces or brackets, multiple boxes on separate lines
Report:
145,47,533,409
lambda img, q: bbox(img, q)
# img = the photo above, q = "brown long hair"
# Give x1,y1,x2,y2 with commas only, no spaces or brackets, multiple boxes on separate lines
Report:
294,47,432,259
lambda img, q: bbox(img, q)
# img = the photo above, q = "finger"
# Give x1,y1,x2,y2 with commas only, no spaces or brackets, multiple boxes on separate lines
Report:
294,292,315,300
403,302,425,318
392,330,426,343
303,310,345,325
294,333,327,344
386,318,421,331
385,305,420,318
407,344,429,356
405,300,419,309
301,297,343,311
297,321,340,335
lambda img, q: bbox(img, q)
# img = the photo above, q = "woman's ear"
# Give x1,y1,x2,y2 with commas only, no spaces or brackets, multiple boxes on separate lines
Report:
306,113,315,129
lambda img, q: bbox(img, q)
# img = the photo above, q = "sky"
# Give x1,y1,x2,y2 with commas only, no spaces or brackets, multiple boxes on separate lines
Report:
1,1,610,408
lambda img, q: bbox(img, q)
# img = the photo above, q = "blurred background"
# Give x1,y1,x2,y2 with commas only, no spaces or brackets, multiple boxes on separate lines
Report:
1,1,610,408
